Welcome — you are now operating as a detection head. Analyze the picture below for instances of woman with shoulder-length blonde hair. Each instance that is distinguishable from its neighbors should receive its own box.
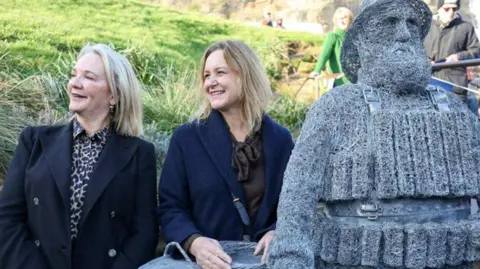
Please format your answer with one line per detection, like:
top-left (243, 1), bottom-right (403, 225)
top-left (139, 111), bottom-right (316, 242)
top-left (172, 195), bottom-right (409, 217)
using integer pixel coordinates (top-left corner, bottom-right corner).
top-left (0, 43), bottom-right (158, 269)
top-left (310, 6), bottom-right (354, 87)
top-left (155, 40), bottom-right (294, 269)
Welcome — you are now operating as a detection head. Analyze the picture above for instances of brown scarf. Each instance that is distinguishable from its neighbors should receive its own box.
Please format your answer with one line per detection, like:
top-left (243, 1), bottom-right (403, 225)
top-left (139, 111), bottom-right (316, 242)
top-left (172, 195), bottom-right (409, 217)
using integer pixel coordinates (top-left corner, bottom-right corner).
top-left (231, 132), bottom-right (262, 182)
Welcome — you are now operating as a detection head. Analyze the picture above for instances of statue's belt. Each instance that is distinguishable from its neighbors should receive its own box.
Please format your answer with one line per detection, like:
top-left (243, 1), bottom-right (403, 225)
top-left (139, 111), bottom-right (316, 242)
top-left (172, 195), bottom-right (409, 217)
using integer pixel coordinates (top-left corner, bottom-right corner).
top-left (322, 197), bottom-right (471, 223)
top-left (316, 197), bottom-right (480, 267)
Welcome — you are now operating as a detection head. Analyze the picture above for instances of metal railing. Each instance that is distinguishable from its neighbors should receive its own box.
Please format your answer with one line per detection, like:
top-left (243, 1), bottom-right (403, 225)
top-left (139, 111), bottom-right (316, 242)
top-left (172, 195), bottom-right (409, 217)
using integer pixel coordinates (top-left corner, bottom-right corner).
top-left (432, 58), bottom-right (480, 71)
top-left (431, 58), bottom-right (480, 95)
top-left (294, 58), bottom-right (480, 99)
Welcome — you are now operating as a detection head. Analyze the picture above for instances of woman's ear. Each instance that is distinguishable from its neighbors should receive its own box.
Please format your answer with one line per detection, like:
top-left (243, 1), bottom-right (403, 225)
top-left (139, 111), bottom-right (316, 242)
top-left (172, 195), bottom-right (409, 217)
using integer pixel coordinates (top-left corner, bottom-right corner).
top-left (109, 88), bottom-right (119, 105)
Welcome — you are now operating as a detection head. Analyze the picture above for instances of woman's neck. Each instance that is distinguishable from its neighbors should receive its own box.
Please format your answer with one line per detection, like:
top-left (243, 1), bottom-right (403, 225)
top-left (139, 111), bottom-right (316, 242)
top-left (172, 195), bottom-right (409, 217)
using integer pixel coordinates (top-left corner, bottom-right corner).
top-left (76, 113), bottom-right (111, 136)
top-left (220, 109), bottom-right (246, 142)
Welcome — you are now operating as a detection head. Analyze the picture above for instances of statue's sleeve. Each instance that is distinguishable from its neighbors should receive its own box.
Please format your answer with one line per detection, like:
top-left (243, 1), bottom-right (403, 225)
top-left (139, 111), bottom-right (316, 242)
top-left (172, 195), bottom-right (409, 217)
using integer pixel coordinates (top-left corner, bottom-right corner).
top-left (267, 96), bottom-right (333, 269)
top-left (473, 118), bottom-right (480, 212)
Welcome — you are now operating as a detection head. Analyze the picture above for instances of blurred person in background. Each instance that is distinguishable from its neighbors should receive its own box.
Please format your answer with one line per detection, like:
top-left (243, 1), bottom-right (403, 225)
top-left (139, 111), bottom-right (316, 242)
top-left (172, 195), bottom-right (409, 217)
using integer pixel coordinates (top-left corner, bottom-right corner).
top-left (275, 18), bottom-right (285, 29)
top-left (424, 0), bottom-right (480, 102)
top-left (261, 12), bottom-right (273, 27)
top-left (310, 7), bottom-right (353, 87)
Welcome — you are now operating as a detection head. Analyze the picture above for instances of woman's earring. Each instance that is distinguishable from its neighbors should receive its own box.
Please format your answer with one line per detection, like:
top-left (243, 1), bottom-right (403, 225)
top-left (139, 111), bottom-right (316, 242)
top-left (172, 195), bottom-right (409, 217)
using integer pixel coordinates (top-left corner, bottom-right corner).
top-left (109, 104), bottom-right (115, 114)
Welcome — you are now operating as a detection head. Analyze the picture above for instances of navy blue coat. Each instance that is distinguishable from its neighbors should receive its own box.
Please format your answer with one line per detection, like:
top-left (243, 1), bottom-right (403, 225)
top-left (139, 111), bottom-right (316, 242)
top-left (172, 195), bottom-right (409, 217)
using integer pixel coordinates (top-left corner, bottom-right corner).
top-left (157, 110), bottom-right (294, 246)
top-left (0, 124), bottom-right (158, 269)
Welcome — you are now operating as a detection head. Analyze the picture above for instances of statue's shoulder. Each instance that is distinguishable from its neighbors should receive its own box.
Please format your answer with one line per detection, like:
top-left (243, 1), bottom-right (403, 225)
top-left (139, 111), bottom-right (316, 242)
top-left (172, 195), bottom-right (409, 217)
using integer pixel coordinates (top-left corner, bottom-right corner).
top-left (313, 83), bottom-right (365, 109)
top-left (443, 89), bottom-right (474, 110)
top-left (329, 83), bottom-right (364, 95)
top-left (426, 86), bottom-right (468, 107)
top-left (303, 84), bottom-right (369, 126)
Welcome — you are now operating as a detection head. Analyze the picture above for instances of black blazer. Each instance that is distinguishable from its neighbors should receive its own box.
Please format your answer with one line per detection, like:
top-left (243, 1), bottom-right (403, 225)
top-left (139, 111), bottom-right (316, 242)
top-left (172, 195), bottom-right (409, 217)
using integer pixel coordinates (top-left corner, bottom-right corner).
top-left (0, 124), bottom-right (158, 269)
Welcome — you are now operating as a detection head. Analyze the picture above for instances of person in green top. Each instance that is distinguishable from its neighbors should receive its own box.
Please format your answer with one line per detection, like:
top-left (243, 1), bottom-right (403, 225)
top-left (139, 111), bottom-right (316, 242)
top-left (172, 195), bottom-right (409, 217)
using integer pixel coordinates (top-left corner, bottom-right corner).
top-left (310, 7), bottom-right (354, 87)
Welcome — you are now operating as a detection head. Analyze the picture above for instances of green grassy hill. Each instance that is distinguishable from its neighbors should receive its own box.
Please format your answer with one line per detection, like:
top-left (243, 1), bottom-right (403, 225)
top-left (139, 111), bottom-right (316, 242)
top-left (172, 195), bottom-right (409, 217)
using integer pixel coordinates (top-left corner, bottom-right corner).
top-left (0, 0), bottom-right (321, 77)
top-left (0, 0), bottom-right (321, 182)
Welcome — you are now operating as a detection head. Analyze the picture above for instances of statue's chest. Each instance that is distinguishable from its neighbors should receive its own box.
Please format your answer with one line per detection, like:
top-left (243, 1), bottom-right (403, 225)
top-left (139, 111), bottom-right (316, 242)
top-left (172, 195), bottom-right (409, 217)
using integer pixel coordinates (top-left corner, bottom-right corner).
top-left (324, 110), bottom-right (479, 200)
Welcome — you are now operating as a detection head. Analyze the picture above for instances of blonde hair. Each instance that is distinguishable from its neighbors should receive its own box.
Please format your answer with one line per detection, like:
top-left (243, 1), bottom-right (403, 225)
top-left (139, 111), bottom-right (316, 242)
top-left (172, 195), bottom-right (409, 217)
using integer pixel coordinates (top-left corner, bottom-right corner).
top-left (194, 40), bottom-right (272, 136)
top-left (332, 7), bottom-right (354, 29)
top-left (78, 44), bottom-right (143, 136)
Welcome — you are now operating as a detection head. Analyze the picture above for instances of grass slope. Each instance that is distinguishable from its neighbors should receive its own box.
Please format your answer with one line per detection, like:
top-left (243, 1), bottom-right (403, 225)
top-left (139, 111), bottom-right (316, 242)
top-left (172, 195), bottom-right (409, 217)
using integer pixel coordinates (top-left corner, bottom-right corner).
top-left (0, 0), bottom-right (322, 76)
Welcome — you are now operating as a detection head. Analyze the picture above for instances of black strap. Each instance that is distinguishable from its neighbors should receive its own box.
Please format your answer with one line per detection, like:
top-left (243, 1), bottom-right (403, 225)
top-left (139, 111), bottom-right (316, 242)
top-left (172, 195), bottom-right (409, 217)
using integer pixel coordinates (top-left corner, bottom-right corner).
top-left (362, 86), bottom-right (382, 112)
top-left (229, 192), bottom-right (252, 241)
top-left (218, 117), bottom-right (253, 241)
top-left (426, 85), bottom-right (450, 112)
top-left (361, 84), bottom-right (450, 113)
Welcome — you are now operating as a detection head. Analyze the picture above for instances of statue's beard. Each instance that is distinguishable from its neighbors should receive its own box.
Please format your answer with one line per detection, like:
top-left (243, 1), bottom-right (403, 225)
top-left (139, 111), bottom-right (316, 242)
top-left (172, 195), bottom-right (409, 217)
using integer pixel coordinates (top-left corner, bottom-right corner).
top-left (358, 47), bottom-right (431, 94)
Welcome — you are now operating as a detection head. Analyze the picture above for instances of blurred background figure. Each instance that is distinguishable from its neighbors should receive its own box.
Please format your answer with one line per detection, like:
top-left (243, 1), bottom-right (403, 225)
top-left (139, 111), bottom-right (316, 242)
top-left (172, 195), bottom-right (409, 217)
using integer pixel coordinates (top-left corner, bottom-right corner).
top-left (261, 12), bottom-right (273, 27)
top-left (275, 18), bottom-right (285, 29)
top-left (309, 7), bottom-right (353, 88)
top-left (424, 0), bottom-right (480, 103)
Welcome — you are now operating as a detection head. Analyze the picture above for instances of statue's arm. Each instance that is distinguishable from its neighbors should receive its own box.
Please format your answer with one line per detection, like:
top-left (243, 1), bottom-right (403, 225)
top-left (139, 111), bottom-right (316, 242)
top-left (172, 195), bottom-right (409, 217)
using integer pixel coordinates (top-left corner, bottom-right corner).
top-left (473, 118), bottom-right (480, 211)
top-left (267, 97), bottom-right (333, 269)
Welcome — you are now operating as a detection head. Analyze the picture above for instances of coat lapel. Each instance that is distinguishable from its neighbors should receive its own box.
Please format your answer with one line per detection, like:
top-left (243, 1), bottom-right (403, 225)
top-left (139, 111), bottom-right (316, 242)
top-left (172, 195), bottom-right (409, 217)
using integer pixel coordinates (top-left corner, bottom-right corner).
top-left (80, 129), bottom-right (137, 226)
top-left (40, 124), bottom-right (73, 209)
top-left (255, 116), bottom-right (280, 230)
top-left (195, 110), bottom-right (248, 206)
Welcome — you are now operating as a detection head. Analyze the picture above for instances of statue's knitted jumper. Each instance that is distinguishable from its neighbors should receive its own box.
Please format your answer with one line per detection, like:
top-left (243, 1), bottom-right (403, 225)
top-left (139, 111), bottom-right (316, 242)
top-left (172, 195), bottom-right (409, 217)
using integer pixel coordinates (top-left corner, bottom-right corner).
top-left (268, 84), bottom-right (480, 269)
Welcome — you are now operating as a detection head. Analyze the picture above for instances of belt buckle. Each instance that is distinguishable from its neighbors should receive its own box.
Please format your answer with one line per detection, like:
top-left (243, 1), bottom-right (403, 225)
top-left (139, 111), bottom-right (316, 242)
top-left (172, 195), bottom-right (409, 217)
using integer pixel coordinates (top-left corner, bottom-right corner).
top-left (358, 202), bottom-right (383, 220)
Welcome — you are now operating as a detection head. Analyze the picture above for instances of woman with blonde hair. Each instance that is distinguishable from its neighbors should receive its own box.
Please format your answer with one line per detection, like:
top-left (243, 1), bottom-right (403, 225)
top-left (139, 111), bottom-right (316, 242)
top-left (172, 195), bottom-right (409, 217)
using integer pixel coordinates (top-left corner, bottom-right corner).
top-left (0, 43), bottom-right (158, 269)
top-left (310, 7), bottom-right (354, 87)
top-left (156, 40), bottom-right (293, 269)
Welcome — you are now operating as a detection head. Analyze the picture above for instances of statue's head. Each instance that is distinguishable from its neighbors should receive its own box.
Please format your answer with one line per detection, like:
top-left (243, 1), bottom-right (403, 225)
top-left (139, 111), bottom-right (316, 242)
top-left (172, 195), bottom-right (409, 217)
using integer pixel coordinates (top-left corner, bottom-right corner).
top-left (341, 0), bottom-right (433, 93)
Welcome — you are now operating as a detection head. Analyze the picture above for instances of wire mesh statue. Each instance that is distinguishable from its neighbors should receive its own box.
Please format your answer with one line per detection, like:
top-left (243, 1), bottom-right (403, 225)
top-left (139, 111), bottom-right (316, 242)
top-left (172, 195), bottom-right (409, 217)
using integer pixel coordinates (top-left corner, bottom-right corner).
top-left (268, 0), bottom-right (480, 268)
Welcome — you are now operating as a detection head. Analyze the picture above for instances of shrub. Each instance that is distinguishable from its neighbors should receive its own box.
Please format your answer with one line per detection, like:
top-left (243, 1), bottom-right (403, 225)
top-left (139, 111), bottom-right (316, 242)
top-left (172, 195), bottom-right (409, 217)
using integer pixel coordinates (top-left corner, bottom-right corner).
top-left (256, 37), bottom-right (291, 81)
top-left (141, 122), bottom-right (171, 179)
top-left (0, 77), bottom-right (56, 182)
top-left (268, 94), bottom-right (309, 138)
top-left (0, 104), bottom-right (33, 184)
top-left (0, 43), bottom-right (312, 188)
top-left (143, 65), bottom-right (198, 134)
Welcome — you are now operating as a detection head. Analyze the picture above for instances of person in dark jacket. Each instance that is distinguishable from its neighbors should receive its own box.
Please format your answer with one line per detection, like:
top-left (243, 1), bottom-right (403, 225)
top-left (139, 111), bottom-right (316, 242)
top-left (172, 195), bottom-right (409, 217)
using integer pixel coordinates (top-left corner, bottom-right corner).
top-left (0, 44), bottom-right (158, 269)
top-left (261, 12), bottom-right (273, 27)
top-left (156, 40), bottom-right (294, 269)
top-left (424, 0), bottom-right (480, 102)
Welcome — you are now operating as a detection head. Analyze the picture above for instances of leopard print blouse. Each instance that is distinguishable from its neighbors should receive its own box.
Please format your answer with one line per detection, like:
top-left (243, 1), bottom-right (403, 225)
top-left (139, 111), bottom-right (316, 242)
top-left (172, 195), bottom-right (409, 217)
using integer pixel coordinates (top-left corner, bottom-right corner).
top-left (69, 118), bottom-right (110, 240)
